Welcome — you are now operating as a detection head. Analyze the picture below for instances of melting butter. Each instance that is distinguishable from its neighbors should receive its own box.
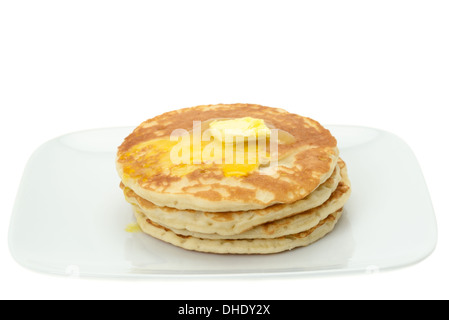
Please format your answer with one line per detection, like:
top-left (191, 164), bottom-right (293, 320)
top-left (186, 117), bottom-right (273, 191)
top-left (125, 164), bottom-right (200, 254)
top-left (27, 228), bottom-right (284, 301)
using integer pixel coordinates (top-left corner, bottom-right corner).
top-left (209, 117), bottom-right (271, 142)
top-left (122, 117), bottom-right (295, 178)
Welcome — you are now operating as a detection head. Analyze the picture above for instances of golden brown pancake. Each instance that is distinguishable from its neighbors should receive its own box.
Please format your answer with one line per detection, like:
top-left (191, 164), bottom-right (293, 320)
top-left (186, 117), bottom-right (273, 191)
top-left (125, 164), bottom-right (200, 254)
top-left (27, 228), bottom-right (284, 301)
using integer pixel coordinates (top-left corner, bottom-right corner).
top-left (133, 208), bottom-right (344, 254)
top-left (117, 104), bottom-right (339, 212)
top-left (157, 162), bottom-right (351, 239)
top-left (123, 159), bottom-right (348, 236)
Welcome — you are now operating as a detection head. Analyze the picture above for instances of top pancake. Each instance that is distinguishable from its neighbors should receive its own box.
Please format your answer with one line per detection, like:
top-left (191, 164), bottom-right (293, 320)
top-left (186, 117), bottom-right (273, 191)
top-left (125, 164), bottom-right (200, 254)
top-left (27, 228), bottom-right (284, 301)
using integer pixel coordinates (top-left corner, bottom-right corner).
top-left (117, 104), bottom-right (338, 212)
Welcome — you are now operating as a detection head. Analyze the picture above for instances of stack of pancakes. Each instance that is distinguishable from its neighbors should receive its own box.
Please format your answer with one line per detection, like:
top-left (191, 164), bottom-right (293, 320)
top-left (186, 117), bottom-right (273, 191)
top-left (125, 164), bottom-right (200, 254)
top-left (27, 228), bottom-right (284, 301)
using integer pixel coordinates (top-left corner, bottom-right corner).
top-left (117, 104), bottom-right (351, 254)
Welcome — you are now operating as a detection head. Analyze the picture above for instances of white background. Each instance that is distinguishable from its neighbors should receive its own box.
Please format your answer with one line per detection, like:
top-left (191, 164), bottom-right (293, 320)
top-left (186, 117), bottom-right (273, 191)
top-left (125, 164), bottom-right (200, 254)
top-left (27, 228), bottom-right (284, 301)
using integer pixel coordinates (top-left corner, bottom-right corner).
top-left (1, 0), bottom-right (448, 300)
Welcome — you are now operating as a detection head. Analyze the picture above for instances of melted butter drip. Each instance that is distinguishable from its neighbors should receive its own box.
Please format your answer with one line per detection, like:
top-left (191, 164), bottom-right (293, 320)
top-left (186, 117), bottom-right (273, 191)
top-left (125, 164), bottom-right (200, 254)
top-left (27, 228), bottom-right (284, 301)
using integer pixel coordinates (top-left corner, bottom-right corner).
top-left (221, 163), bottom-right (260, 177)
top-left (125, 222), bottom-right (141, 233)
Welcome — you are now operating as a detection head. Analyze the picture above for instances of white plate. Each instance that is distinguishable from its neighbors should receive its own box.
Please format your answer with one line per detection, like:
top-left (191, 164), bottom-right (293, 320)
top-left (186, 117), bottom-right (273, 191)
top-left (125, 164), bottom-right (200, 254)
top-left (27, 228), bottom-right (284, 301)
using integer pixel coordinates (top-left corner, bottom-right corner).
top-left (8, 126), bottom-right (437, 278)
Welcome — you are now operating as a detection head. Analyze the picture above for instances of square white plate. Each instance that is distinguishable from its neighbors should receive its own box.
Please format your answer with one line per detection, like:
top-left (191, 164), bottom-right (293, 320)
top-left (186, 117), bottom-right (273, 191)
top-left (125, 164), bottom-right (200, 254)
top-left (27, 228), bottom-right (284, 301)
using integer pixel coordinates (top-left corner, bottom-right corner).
top-left (8, 126), bottom-right (437, 278)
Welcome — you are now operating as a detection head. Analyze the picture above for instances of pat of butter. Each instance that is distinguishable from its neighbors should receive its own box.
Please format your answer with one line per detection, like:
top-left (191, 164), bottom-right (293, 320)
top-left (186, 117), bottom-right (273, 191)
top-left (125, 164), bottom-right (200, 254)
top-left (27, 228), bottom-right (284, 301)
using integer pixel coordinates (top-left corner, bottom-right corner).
top-left (209, 117), bottom-right (271, 142)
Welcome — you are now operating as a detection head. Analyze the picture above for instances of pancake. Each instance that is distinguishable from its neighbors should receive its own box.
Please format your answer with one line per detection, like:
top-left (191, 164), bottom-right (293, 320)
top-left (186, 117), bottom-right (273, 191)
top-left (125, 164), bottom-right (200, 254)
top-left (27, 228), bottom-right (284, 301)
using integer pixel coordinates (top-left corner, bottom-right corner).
top-left (117, 104), bottom-right (339, 212)
top-left (133, 208), bottom-right (344, 255)
top-left (160, 162), bottom-right (351, 239)
top-left (123, 159), bottom-right (345, 236)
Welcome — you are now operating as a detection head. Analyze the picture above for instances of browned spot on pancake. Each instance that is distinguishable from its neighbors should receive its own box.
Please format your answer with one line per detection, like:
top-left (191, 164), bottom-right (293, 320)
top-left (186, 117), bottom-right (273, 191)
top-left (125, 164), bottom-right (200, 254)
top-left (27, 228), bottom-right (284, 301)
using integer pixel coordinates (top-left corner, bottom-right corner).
top-left (204, 212), bottom-right (235, 222)
top-left (291, 209), bottom-right (341, 239)
top-left (338, 158), bottom-right (346, 170)
top-left (125, 188), bottom-right (157, 209)
top-left (194, 190), bottom-right (222, 201)
top-left (327, 181), bottom-right (350, 202)
top-left (145, 218), bottom-right (191, 239)
top-left (142, 174), bottom-right (182, 190)
top-left (215, 183), bottom-right (257, 203)
top-left (262, 217), bottom-right (293, 235)
top-left (185, 168), bottom-right (223, 181)
top-left (242, 172), bottom-right (294, 200)
top-left (254, 202), bottom-right (288, 216)
top-left (146, 218), bottom-right (165, 229)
